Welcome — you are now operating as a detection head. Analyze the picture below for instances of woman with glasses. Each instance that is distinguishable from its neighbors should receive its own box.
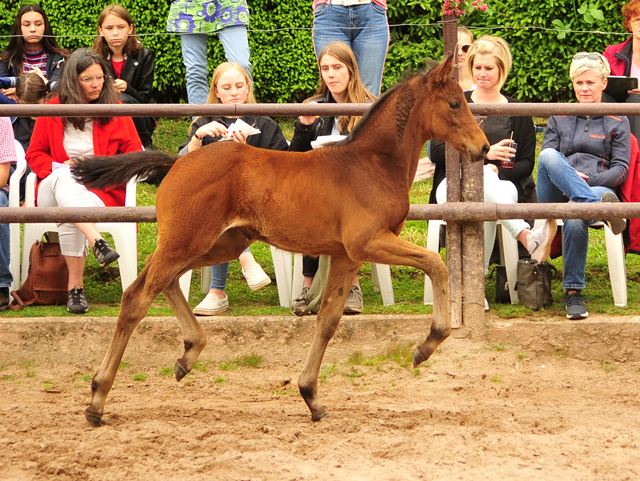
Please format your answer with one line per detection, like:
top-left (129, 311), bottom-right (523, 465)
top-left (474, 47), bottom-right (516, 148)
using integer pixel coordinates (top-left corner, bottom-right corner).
top-left (603, 2), bottom-right (640, 140)
top-left (537, 52), bottom-right (631, 320)
top-left (93, 5), bottom-right (155, 149)
top-left (26, 48), bottom-right (143, 314)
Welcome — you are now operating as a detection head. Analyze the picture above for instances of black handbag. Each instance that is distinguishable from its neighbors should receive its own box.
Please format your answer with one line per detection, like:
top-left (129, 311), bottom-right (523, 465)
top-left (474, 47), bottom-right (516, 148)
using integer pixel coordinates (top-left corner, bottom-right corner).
top-left (495, 265), bottom-right (511, 304)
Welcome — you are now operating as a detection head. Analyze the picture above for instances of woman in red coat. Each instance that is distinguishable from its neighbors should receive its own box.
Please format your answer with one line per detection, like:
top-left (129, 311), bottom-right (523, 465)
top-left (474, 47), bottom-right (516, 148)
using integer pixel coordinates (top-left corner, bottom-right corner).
top-left (26, 48), bottom-right (142, 314)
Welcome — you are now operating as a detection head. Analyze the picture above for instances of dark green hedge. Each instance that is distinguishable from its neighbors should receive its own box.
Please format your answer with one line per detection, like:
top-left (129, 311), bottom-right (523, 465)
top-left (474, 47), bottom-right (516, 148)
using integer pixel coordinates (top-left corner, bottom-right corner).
top-left (0, 0), bottom-right (628, 103)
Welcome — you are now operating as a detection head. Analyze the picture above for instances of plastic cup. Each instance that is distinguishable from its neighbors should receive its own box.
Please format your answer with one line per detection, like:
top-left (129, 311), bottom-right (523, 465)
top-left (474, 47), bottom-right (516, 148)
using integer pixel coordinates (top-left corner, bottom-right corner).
top-left (501, 141), bottom-right (517, 168)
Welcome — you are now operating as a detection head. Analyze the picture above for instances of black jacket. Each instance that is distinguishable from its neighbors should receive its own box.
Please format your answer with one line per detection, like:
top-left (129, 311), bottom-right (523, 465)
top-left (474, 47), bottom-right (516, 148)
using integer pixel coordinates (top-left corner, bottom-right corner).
top-left (0, 51), bottom-right (65, 90)
top-left (105, 48), bottom-right (155, 104)
top-left (288, 90), bottom-right (345, 152)
top-left (179, 115), bottom-right (289, 153)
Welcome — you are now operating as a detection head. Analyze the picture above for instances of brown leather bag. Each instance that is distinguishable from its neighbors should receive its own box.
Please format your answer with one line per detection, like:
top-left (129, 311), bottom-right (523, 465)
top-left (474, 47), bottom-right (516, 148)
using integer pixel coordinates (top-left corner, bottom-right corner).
top-left (9, 238), bottom-right (69, 310)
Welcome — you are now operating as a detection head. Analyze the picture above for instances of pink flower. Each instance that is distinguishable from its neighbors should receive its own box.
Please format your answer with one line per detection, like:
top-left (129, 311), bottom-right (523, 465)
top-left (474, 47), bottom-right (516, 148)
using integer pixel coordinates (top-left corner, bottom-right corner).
top-left (479, 3), bottom-right (487, 11)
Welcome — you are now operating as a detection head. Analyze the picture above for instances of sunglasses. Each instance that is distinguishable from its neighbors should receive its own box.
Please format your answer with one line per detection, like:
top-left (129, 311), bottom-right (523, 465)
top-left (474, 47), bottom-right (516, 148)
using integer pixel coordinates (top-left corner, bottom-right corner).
top-left (572, 53), bottom-right (605, 62)
top-left (459, 44), bottom-right (471, 53)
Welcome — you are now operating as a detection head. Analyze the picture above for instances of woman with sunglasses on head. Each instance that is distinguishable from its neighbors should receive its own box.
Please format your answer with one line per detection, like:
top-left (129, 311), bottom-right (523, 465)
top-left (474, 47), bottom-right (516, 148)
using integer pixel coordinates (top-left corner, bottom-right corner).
top-left (289, 42), bottom-right (377, 316)
top-left (428, 35), bottom-right (556, 310)
top-left (26, 48), bottom-right (143, 315)
top-left (603, 1), bottom-right (640, 141)
top-left (537, 52), bottom-right (630, 320)
top-left (0, 4), bottom-right (68, 99)
top-left (181, 61), bottom-right (288, 316)
top-left (93, 5), bottom-right (155, 149)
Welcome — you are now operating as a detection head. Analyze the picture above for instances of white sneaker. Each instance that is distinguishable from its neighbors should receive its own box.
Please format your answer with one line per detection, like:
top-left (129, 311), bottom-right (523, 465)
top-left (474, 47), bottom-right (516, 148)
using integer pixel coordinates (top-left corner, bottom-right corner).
top-left (242, 262), bottom-right (271, 291)
top-left (526, 220), bottom-right (557, 263)
top-left (484, 298), bottom-right (490, 311)
top-left (193, 292), bottom-right (229, 316)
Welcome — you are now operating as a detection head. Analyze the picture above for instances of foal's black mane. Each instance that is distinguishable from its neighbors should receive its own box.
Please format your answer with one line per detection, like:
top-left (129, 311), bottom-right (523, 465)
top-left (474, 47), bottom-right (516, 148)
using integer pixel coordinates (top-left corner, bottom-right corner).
top-left (343, 65), bottom-right (436, 144)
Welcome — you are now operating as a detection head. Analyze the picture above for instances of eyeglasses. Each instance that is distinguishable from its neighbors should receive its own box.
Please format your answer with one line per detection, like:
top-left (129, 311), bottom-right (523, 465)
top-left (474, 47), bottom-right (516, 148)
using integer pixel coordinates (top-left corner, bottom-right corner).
top-left (459, 44), bottom-right (471, 53)
top-left (79, 74), bottom-right (106, 84)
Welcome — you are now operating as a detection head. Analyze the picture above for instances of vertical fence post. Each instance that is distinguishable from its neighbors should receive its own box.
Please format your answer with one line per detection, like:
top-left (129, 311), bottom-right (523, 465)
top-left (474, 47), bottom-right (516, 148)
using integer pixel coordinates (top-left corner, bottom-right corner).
top-left (443, 14), bottom-right (463, 328)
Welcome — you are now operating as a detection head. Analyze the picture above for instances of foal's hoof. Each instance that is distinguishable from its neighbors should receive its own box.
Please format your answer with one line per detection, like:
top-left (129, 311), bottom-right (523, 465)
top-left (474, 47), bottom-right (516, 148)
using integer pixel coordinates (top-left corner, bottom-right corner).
top-left (413, 349), bottom-right (426, 368)
top-left (311, 411), bottom-right (330, 422)
top-left (85, 409), bottom-right (102, 427)
top-left (174, 361), bottom-right (188, 382)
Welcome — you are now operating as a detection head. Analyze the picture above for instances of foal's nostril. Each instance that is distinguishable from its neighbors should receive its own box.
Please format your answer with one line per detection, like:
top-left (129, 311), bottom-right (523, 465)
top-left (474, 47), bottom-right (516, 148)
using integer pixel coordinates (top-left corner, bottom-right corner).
top-left (482, 143), bottom-right (490, 157)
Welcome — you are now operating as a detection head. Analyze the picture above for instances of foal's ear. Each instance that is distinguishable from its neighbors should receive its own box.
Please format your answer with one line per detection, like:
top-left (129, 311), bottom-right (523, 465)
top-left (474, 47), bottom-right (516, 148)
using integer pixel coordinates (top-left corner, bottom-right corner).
top-left (430, 54), bottom-right (455, 88)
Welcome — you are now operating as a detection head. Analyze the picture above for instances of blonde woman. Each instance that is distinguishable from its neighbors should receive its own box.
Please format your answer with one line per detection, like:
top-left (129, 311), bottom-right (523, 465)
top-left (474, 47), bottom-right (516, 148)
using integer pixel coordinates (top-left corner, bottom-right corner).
top-left (181, 62), bottom-right (288, 316)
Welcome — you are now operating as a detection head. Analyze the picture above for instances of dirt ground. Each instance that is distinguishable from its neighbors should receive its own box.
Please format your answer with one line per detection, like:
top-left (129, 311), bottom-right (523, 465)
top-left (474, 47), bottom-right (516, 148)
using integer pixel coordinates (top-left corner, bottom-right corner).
top-left (2, 314), bottom-right (640, 481)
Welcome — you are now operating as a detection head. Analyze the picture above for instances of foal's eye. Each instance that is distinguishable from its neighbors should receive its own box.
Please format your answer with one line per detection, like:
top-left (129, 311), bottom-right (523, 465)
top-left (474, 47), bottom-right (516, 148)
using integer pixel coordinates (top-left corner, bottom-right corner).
top-left (448, 100), bottom-right (460, 109)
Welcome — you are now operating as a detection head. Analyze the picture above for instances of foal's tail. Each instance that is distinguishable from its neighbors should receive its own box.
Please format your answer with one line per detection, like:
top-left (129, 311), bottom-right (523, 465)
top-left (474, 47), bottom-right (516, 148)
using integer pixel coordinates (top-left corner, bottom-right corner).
top-left (71, 150), bottom-right (178, 189)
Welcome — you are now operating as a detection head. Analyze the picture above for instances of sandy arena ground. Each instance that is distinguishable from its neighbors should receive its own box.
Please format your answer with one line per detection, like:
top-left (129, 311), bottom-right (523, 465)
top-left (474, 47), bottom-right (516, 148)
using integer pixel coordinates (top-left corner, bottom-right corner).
top-left (1, 314), bottom-right (640, 480)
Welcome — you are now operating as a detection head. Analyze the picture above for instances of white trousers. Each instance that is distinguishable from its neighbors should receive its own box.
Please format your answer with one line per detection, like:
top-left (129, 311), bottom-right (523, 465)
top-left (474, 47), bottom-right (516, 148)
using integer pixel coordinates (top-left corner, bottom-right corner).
top-left (37, 168), bottom-right (105, 257)
top-left (436, 165), bottom-right (529, 272)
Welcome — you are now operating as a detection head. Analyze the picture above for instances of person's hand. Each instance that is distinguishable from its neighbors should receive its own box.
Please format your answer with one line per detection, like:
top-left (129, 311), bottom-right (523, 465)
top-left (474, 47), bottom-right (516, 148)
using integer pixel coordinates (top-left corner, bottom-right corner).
top-left (299, 101), bottom-right (318, 126)
top-left (486, 138), bottom-right (516, 162)
top-left (114, 79), bottom-right (127, 93)
top-left (576, 170), bottom-right (589, 182)
top-left (628, 88), bottom-right (640, 96)
top-left (487, 163), bottom-right (499, 175)
top-left (230, 129), bottom-right (248, 144)
top-left (30, 66), bottom-right (48, 85)
top-left (196, 120), bottom-right (228, 139)
top-left (1, 88), bottom-right (17, 102)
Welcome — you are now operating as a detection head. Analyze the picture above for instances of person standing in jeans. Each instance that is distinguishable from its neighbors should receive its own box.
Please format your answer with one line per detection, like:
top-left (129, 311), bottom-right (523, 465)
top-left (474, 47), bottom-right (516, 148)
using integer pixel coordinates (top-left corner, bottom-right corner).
top-left (312, 0), bottom-right (389, 97)
top-left (166, 0), bottom-right (251, 105)
top-left (0, 117), bottom-right (17, 310)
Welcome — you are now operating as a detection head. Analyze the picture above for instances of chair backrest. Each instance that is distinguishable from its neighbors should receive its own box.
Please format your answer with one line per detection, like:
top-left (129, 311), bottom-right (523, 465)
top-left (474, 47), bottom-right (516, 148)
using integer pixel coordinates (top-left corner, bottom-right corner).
top-left (8, 140), bottom-right (26, 207)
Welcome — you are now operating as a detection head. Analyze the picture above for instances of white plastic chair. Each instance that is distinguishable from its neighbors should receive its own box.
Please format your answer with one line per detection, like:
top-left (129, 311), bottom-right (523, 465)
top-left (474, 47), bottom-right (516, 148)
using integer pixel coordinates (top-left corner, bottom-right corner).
top-left (424, 219), bottom-right (520, 304)
top-left (535, 219), bottom-right (627, 307)
top-left (21, 172), bottom-right (138, 291)
top-left (178, 246), bottom-right (296, 307)
top-left (8, 141), bottom-right (27, 292)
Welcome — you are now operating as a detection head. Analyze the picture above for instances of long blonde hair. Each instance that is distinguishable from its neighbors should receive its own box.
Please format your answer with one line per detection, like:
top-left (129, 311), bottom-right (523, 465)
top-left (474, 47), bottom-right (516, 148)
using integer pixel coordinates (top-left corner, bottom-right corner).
top-left (309, 42), bottom-right (377, 133)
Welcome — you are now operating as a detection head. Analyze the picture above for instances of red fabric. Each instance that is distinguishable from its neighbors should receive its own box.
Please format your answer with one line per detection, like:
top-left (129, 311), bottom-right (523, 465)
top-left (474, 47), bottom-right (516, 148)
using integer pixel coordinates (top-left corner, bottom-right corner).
top-left (110, 58), bottom-right (125, 79)
top-left (618, 133), bottom-right (640, 254)
top-left (603, 39), bottom-right (631, 77)
top-left (26, 97), bottom-right (142, 207)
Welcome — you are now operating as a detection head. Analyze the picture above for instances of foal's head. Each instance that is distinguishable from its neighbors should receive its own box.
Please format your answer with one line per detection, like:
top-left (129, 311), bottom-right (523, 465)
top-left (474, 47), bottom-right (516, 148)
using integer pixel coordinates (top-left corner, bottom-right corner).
top-left (420, 55), bottom-right (489, 162)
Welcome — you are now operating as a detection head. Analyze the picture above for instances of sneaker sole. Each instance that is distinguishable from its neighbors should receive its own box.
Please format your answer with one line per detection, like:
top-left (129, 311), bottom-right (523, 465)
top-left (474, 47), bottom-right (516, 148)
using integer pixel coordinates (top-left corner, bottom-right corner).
top-left (246, 276), bottom-right (271, 291)
top-left (343, 304), bottom-right (363, 314)
top-left (531, 220), bottom-right (558, 264)
top-left (193, 306), bottom-right (229, 316)
top-left (566, 310), bottom-right (589, 320)
top-left (99, 252), bottom-right (120, 268)
top-left (67, 306), bottom-right (88, 314)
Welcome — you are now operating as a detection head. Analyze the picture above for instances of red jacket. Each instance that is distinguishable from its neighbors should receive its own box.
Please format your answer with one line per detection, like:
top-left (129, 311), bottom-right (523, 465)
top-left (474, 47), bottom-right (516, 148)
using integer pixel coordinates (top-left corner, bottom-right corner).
top-left (26, 97), bottom-right (142, 206)
top-left (604, 38), bottom-right (633, 77)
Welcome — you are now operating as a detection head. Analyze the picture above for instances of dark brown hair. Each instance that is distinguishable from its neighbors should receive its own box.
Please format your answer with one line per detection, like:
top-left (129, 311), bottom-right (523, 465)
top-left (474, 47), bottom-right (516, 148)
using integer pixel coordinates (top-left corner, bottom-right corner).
top-left (0, 4), bottom-right (69, 74)
top-left (57, 48), bottom-right (119, 129)
top-left (93, 5), bottom-right (143, 58)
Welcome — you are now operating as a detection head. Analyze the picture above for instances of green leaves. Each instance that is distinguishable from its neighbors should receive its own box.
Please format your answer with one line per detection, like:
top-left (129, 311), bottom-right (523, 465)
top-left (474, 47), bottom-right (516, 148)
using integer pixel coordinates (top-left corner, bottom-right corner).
top-left (578, 2), bottom-right (605, 24)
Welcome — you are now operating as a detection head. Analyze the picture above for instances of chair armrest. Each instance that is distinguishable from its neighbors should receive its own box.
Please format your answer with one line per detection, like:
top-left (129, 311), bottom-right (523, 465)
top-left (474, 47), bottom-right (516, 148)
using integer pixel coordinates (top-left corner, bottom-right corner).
top-left (25, 172), bottom-right (37, 207)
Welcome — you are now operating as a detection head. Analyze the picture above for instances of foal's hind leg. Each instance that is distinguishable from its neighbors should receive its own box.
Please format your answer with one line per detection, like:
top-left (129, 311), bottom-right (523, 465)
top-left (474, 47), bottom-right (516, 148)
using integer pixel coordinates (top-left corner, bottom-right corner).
top-left (348, 231), bottom-right (451, 367)
top-left (298, 256), bottom-right (361, 421)
top-left (85, 261), bottom-right (173, 426)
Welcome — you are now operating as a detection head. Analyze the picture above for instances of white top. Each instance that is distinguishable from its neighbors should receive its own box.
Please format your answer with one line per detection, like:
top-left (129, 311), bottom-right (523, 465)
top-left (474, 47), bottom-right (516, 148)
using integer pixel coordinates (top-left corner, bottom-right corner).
top-left (63, 120), bottom-right (95, 159)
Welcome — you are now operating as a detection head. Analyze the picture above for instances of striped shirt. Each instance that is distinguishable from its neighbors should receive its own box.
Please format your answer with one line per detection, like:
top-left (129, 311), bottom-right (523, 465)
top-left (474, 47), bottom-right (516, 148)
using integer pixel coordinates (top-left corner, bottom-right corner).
top-left (23, 48), bottom-right (48, 78)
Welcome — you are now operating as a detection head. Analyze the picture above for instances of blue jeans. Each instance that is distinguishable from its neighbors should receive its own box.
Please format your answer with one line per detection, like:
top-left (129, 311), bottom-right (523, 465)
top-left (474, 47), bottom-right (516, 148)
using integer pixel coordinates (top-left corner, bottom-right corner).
top-left (537, 148), bottom-right (615, 290)
top-left (181, 25), bottom-right (252, 105)
top-left (312, 3), bottom-right (389, 97)
top-left (209, 247), bottom-right (251, 291)
top-left (0, 189), bottom-right (11, 288)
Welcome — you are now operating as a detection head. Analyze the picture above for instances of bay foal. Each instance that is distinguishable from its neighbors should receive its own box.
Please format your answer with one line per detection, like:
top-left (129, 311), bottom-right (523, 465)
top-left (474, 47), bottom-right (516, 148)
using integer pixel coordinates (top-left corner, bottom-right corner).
top-left (73, 56), bottom-right (489, 425)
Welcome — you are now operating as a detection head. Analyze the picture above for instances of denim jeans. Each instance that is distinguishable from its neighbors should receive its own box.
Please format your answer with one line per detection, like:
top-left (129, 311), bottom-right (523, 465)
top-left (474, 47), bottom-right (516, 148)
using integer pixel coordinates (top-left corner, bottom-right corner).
top-left (312, 3), bottom-right (389, 96)
top-left (181, 25), bottom-right (252, 105)
top-left (0, 189), bottom-right (11, 288)
top-left (209, 247), bottom-right (251, 291)
top-left (536, 148), bottom-right (615, 290)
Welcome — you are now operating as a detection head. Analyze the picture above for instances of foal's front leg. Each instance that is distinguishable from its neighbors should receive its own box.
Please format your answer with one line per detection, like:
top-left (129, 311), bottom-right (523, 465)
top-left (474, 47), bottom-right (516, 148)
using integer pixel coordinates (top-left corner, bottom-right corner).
top-left (298, 257), bottom-right (360, 421)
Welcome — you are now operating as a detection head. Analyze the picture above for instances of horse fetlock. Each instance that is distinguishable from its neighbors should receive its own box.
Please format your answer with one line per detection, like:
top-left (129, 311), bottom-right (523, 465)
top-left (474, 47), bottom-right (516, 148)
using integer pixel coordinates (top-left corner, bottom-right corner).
top-left (174, 360), bottom-right (189, 382)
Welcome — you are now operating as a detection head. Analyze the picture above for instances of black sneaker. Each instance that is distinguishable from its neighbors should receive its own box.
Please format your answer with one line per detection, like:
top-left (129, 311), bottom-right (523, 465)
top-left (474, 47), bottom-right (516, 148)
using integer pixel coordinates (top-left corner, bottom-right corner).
top-left (600, 191), bottom-right (626, 235)
top-left (93, 239), bottom-right (120, 267)
top-left (565, 290), bottom-right (588, 320)
top-left (67, 286), bottom-right (89, 314)
top-left (343, 285), bottom-right (364, 314)
top-left (0, 287), bottom-right (9, 311)
top-left (291, 287), bottom-right (310, 316)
